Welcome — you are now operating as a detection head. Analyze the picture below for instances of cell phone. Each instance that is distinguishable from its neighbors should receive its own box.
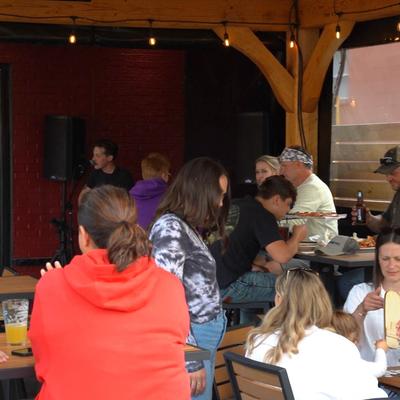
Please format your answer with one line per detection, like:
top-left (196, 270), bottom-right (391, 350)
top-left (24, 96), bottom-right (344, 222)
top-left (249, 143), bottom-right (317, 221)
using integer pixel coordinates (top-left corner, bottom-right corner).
top-left (11, 347), bottom-right (33, 357)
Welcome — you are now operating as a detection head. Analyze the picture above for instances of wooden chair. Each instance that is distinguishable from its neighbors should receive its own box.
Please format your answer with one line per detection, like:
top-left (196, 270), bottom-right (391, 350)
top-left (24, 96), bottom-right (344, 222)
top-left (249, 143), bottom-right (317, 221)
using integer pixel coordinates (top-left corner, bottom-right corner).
top-left (213, 323), bottom-right (254, 400)
top-left (223, 351), bottom-right (295, 400)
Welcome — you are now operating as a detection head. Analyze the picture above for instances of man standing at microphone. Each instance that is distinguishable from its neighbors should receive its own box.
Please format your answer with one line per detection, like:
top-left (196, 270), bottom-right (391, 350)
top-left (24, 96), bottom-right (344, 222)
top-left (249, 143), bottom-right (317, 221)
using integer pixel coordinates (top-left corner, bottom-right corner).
top-left (86, 139), bottom-right (134, 191)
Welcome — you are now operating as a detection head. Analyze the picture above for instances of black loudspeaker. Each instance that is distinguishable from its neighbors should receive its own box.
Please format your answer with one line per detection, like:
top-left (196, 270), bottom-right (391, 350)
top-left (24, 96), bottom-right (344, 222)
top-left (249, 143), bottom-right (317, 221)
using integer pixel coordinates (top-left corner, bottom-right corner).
top-left (43, 116), bottom-right (86, 181)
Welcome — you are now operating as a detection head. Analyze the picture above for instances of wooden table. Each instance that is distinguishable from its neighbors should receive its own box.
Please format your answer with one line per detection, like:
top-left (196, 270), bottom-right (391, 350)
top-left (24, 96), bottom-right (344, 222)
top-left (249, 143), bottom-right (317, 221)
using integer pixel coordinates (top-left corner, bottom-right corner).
top-left (379, 366), bottom-right (400, 391)
top-left (0, 337), bottom-right (209, 382)
top-left (295, 249), bottom-right (374, 268)
top-left (0, 275), bottom-right (38, 301)
top-left (0, 334), bottom-right (34, 381)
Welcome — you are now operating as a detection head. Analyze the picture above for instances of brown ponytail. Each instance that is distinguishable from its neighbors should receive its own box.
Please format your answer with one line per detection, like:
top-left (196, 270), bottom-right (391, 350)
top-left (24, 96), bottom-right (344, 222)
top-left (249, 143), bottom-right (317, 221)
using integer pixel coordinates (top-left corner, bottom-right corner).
top-left (108, 223), bottom-right (152, 272)
top-left (78, 185), bottom-right (152, 271)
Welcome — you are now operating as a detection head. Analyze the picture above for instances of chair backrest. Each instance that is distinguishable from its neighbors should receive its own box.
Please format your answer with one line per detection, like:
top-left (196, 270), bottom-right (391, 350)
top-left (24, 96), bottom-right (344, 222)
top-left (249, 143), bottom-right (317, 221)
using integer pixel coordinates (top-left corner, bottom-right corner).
top-left (223, 351), bottom-right (295, 400)
top-left (214, 323), bottom-right (254, 400)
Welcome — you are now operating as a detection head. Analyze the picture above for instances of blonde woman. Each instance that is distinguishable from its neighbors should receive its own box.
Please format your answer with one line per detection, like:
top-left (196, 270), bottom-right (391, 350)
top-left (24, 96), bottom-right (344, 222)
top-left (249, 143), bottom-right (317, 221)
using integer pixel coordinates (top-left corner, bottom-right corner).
top-left (255, 155), bottom-right (280, 186)
top-left (246, 268), bottom-right (387, 400)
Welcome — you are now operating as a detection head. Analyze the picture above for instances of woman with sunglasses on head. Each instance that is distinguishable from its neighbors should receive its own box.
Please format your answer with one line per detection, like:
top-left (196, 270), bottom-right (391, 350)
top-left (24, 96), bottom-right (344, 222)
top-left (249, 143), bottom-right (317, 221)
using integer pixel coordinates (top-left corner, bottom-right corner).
top-left (344, 228), bottom-right (400, 368)
top-left (149, 157), bottom-right (229, 400)
top-left (246, 268), bottom-right (387, 400)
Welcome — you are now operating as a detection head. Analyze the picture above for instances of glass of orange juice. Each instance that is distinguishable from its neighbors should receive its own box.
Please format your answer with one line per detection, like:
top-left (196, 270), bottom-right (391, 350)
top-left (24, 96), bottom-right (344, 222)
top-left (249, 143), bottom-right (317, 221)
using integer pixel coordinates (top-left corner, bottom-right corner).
top-left (2, 299), bottom-right (29, 345)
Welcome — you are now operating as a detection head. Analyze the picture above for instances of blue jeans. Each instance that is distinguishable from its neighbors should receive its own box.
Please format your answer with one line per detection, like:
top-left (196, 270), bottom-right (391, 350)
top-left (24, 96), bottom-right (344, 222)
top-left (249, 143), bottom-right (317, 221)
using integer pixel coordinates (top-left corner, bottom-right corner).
top-left (191, 311), bottom-right (227, 400)
top-left (220, 271), bottom-right (276, 303)
top-left (220, 272), bottom-right (276, 324)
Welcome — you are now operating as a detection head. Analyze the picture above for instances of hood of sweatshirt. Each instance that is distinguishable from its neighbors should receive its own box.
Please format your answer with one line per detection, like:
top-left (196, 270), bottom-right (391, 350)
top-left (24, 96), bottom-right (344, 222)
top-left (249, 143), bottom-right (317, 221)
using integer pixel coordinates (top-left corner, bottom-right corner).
top-left (129, 178), bottom-right (167, 201)
top-left (63, 249), bottom-right (159, 312)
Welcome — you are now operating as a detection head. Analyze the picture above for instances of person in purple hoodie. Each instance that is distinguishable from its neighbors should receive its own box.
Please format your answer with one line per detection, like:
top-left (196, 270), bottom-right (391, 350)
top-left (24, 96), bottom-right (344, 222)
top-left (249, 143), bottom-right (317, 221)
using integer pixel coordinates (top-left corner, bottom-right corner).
top-left (129, 153), bottom-right (171, 230)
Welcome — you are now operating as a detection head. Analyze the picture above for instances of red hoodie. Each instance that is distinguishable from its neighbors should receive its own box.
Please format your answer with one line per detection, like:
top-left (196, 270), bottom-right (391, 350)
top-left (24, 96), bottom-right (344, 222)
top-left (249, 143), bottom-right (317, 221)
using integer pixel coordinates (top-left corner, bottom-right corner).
top-left (29, 249), bottom-right (190, 400)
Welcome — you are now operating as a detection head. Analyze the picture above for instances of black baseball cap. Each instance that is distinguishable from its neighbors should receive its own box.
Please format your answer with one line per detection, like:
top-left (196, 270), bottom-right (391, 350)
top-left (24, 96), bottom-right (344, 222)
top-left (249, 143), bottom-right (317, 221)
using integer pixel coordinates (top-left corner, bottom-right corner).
top-left (374, 146), bottom-right (400, 175)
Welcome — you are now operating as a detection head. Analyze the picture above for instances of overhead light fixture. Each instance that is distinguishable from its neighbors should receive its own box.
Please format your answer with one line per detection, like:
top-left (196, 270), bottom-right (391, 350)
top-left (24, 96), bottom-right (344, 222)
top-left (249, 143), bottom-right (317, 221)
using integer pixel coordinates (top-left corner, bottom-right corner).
top-left (68, 16), bottom-right (77, 44)
top-left (148, 19), bottom-right (156, 46)
top-left (223, 22), bottom-right (230, 47)
top-left (289, 32), bottom-right (295, 48)
top-left (335, 24), bottom-right (341, 39)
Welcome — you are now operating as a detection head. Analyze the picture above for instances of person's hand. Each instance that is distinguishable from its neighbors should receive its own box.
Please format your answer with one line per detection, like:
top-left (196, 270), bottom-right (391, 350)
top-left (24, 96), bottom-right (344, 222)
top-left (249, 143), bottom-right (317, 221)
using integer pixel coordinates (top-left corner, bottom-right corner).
top-left (40, 261), bottom-right (63, 277)
top-left (189, 368), bottom-right (206, 396)
top-left (375, 339), bottom-right (389, 352)
top-left (0, 350), bottom-right (9, 363)
top-left (251, 264), bottom-right (265, 272)
top-left (362, 286), bottom-right (384, 312)
top-left (292, 225), bottom-right (307, 242)
top-left (351, 206), bottom-right (372, 225)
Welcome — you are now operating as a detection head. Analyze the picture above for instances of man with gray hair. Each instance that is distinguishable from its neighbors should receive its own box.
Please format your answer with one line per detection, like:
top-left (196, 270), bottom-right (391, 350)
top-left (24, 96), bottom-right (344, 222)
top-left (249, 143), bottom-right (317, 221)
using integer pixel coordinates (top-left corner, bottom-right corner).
top-left (279, 145), bottom-right (338, 241)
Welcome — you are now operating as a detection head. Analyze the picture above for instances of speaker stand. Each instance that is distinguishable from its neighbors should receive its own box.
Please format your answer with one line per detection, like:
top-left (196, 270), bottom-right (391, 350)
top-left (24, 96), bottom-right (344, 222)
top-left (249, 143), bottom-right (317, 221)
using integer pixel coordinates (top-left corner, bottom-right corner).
top-left (50, 181), bottom-right (74, 265)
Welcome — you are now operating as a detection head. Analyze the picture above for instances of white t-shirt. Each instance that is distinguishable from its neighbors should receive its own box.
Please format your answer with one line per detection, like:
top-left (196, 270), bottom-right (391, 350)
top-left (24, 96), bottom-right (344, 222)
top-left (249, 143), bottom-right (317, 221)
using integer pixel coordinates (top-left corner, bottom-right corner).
top-left (286, 173), bottom-right (338, 240)
top-left (362, 348), bottom-right (387, 377)
top-left (344, 282), bottom-right (400, 367)
top-left (246, 326), bottom-right (387, 400)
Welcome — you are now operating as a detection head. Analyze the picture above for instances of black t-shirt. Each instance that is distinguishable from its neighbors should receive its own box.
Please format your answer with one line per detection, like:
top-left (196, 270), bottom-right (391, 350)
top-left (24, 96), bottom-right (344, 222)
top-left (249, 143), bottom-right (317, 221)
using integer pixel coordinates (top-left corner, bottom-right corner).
top-left (86, 167), bottom-right (134, 191)
top-left (211, 196), bottom-right (282, 289)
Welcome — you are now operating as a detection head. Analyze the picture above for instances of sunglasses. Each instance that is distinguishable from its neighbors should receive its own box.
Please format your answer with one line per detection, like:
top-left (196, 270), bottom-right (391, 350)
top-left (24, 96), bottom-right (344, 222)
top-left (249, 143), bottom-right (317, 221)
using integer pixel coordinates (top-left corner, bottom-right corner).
top-left (379, 157), bottom-right (398, 166)
top-left (285, 266), bottom-right (319, 277)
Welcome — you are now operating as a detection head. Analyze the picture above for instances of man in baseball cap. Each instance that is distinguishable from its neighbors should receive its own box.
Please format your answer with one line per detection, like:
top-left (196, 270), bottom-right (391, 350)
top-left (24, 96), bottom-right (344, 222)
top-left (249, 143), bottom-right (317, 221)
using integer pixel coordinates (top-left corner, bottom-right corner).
top-left (364, 145), bottom-right (400, 231)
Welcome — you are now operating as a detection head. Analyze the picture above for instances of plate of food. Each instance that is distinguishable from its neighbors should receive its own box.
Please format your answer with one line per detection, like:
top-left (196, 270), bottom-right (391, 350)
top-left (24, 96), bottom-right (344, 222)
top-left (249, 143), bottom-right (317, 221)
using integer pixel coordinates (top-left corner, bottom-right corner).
top-left (285, 212), bottom-right (347, 220)
top-left (357, 235), bottom-right (376, 250)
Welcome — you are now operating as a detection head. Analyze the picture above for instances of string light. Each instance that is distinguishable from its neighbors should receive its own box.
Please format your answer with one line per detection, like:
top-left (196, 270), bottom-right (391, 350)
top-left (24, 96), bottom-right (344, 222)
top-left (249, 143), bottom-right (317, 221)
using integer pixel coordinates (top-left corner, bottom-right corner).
top-left (289, 32), bottom-right (295, 48)
top-left (148, 19), bottom-right (156, 46)
top-left (223, 22), bottom-right (230, 47)
top-left (68, 16), bottom-right (77, 44)
top-left (335, 23), bottom-right (341, 39)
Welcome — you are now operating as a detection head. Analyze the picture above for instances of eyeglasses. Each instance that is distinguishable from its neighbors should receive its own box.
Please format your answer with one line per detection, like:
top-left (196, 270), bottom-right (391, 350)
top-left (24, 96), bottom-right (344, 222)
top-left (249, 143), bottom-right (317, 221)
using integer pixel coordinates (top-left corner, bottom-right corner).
top-left (380, 157), bottom-right (397, 166)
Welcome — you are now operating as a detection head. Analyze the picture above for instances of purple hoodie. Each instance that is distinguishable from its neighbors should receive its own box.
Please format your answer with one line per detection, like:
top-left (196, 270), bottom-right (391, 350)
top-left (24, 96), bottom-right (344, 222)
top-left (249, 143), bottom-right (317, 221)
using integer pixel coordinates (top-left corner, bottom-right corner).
top-left (129, 178), bottom-right (168, 229)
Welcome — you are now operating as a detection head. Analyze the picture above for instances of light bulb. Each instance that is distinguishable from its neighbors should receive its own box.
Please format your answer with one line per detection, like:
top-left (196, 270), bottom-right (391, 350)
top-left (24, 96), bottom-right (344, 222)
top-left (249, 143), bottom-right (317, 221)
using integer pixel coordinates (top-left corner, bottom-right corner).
top-left (223, 32), bottom-right (230, 47)
top-left (336, 24), bottom-right (341, 39)
top-left (68, 33), bottom-right (76, 44)
top-left (149, 36), bottom-right (156, 46)
top-left (289, 33), bottom-right (295, 48)
top-left (397, 21), bottom-right (400, 32)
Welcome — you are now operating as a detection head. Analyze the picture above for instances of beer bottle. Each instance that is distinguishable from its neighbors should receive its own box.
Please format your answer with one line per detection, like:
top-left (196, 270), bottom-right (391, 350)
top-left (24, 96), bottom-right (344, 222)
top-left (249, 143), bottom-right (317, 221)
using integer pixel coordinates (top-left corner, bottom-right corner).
top-left (355, 190), bottom-right (366, 224)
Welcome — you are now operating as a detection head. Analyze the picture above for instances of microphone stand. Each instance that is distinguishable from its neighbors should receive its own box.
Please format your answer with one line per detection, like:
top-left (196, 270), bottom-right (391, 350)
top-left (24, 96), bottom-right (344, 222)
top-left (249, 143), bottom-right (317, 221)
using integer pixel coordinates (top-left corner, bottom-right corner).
top-left (50, 160), bottom-right (90, 265)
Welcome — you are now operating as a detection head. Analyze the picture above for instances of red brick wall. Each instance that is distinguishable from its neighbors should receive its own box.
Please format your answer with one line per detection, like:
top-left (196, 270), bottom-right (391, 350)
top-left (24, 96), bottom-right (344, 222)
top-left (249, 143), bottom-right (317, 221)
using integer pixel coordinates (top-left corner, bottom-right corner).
top-left (0, 43), bottom-right (185, 259)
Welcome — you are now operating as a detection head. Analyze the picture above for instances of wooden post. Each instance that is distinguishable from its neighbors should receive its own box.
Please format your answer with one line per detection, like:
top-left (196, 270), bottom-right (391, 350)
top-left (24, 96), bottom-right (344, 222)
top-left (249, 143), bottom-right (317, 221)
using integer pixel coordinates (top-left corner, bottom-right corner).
top-left (285, 21), bottom-right (354, 170)
top-left (286, 28), bottom-right (320, 168)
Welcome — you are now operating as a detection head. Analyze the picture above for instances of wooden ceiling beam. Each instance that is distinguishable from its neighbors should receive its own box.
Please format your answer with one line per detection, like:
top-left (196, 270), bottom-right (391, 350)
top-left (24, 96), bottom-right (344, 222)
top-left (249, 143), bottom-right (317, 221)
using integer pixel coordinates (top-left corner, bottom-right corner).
top-left (302, 20), bottom-right (355, 112)
top-left (214, 26), bottom-right (294, 112)
top-left (0, 1), bottom-right (398, 31)
top-left (0, 0), bottom-right (292, 31)
top-left (299, 0), bottom-right (400, 28)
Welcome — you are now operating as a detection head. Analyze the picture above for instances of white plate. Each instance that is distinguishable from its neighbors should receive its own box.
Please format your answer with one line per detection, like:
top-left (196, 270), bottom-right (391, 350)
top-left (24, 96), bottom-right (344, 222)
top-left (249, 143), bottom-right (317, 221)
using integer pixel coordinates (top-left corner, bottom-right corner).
top-left (285, 213), bottom-right (347, 220)
top-left (358, 247), bottom-right (375, 251)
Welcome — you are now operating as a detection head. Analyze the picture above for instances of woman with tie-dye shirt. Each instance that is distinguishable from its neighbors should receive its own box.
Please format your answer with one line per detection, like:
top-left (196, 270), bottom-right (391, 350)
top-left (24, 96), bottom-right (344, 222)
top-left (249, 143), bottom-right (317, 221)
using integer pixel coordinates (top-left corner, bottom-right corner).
top-left (150, 157), bottom-right (229, 400)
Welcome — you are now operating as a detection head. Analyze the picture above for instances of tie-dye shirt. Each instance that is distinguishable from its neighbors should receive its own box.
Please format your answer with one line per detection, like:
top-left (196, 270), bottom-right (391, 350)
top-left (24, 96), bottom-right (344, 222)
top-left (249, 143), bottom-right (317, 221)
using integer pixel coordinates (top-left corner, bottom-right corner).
top-left (150, 213), bottom-right (222, 371)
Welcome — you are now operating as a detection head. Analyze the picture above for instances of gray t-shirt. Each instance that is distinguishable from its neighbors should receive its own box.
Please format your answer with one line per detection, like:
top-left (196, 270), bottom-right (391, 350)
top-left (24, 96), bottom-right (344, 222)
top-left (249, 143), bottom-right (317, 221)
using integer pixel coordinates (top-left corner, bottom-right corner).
top-left (383, 190), bottom-right (400, 228)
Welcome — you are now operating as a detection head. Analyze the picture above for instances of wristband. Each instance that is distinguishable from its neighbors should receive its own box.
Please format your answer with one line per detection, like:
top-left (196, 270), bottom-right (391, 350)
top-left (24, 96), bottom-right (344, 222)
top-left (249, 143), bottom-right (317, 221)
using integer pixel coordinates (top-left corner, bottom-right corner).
top-left (358, 311), bottom-right (366, 318)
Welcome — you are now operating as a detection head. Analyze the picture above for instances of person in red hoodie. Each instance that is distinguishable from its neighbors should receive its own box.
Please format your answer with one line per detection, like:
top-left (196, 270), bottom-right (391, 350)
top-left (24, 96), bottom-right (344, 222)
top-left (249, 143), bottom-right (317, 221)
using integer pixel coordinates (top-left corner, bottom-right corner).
top-left (29, 185), bottom-right (190, 400)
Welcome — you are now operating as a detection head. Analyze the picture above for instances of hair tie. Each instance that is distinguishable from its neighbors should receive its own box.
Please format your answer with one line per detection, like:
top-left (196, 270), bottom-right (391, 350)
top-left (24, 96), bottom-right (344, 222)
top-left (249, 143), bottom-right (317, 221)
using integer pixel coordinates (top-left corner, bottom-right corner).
top-left (118, 220), bottom-right (130, 229)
